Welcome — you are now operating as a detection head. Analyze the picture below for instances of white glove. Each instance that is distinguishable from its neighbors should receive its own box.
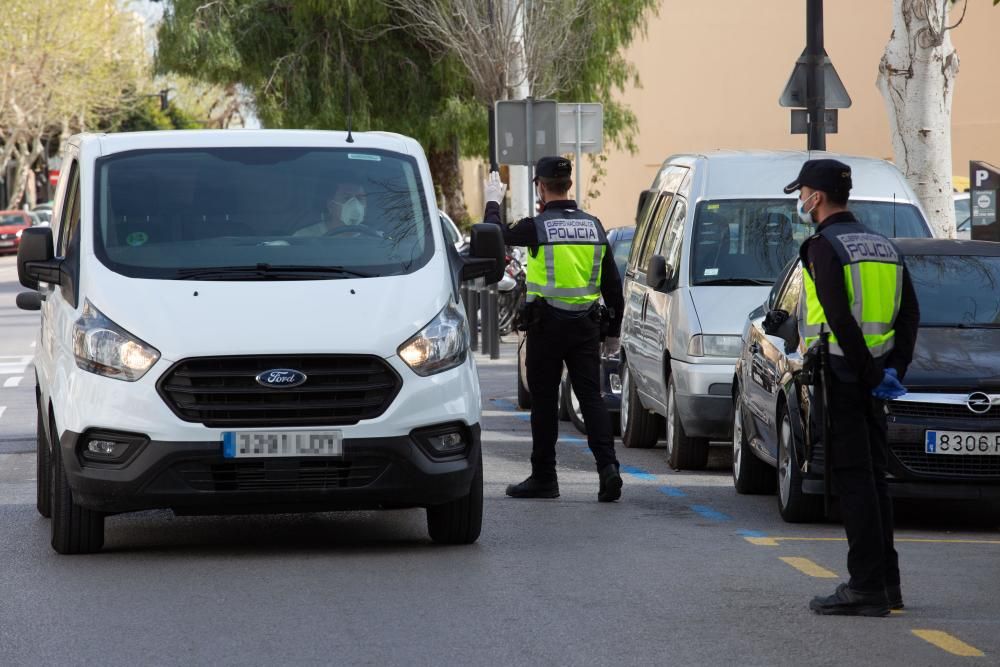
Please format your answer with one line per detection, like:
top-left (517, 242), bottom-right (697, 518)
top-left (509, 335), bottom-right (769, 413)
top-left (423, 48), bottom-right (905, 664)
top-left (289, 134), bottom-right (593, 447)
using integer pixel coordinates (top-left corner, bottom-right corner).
top-left (484, 171), bottom-right (507, 205)
top-left (602, 336), bottom-right (621, 358)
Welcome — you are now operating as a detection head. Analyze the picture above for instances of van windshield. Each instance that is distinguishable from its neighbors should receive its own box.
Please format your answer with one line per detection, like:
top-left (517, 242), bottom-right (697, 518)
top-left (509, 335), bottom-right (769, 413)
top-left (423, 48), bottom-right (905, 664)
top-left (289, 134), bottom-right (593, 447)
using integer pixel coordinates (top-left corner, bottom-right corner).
top-left (94, 147), bottom-right (433, 280)
top-left (690, 199), bottom-right (930, 286)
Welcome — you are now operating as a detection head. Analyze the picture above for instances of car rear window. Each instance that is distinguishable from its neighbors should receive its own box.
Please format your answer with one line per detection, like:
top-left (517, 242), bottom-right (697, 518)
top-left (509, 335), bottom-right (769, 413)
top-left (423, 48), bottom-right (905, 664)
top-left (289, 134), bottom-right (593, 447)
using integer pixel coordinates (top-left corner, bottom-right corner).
top-left (906, 254), bottom-right (1000, 326)
top-left (94, 147), bottom-right (433, 280)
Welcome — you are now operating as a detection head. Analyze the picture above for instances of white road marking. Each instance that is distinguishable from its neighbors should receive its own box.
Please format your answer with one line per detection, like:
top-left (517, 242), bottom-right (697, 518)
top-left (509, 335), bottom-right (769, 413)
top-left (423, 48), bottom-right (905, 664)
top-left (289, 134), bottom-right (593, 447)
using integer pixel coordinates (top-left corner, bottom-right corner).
top-left (0, 356), bottom-right (32, 375)
top-left (0, 406), bottom-right (6, 420)
top-left (4, 376), bottom-right (22, 388)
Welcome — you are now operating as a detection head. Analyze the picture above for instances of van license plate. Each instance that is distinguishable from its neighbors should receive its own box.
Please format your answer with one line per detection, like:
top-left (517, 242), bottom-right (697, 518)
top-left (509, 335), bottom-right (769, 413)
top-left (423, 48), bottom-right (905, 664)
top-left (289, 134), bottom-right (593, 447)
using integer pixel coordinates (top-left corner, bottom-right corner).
top-left (925, 431), bottom-right (1000, 455)
top-left (222, 431), bottom-right (343, 458)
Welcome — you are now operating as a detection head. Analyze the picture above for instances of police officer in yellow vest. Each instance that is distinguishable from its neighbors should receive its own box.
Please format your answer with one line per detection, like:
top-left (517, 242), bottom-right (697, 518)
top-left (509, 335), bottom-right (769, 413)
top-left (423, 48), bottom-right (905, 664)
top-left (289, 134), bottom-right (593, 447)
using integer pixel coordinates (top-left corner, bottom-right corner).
top-left (785, 159), bottom-right (920, 616)
top-left (483, 157), bottom-right (625, 501)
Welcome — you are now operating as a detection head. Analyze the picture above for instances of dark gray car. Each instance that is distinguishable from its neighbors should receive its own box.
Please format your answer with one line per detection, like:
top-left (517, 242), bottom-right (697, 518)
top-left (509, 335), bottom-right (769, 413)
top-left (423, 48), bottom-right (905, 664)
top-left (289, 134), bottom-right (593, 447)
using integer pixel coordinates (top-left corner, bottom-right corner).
top-left (733, 239), bottom-right (1000, 522)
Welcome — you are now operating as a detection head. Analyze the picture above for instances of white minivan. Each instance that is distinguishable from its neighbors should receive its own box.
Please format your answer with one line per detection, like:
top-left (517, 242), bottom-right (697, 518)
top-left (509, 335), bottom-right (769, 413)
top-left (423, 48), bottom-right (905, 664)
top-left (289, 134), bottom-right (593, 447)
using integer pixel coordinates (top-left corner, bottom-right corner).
top-left (17, 130), bottom-right (504, 553)
top-left (619, 150), bottom-right (933, 470)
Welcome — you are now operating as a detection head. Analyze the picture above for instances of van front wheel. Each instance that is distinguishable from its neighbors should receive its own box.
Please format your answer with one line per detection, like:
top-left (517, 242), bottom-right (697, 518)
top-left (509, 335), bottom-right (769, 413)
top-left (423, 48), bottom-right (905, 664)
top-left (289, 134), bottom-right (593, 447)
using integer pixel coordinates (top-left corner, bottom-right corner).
top-left (427, 453), bottom-right (483, 545)
top-left (50, 420), bottom-right (105, 554)
top-left (666, 376), bottom-right (709, 470)
top-left (36, 406), bottom-right (51, 518)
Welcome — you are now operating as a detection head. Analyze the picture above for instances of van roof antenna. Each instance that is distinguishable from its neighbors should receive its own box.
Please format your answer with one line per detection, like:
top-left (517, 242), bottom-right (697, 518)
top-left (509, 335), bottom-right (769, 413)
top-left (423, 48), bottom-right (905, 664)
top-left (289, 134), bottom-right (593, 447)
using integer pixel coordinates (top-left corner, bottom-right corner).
top-left (345, 62), bottom-right (355, 144)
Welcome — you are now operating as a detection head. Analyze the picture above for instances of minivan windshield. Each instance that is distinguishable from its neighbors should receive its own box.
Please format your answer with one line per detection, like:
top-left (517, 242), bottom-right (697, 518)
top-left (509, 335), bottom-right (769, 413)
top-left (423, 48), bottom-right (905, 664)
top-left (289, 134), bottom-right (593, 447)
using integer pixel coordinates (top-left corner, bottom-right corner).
top-left (906, 254), bottom-right (1000, 326)
top-left (690, 199), bottom-right (930, 286)
top-left (95, 148), bottom-right (433, 280)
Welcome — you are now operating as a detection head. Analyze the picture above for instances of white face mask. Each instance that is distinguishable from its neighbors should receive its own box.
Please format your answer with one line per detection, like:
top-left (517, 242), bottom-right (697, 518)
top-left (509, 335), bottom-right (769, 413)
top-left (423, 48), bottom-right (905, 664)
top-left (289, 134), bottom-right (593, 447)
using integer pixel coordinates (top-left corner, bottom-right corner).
top-left (796, 192), bottom-right (818, 224)
top-left (340, 197), bottom-right (365, 226)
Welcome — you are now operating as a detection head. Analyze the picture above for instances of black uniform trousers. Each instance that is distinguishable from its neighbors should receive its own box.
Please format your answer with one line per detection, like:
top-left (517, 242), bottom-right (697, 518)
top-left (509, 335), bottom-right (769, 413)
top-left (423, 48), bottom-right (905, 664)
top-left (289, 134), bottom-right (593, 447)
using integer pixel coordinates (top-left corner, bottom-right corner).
top-left (525, 306), bottom-right (618, 479)
top-left (826, 374), bottom-right (900, 593)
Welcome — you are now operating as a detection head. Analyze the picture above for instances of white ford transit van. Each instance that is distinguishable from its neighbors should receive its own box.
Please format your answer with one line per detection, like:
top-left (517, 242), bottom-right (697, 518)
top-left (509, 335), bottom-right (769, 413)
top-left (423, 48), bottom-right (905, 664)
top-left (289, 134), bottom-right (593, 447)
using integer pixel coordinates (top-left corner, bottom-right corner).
top-left (17, 130), bottom-right (504, 553)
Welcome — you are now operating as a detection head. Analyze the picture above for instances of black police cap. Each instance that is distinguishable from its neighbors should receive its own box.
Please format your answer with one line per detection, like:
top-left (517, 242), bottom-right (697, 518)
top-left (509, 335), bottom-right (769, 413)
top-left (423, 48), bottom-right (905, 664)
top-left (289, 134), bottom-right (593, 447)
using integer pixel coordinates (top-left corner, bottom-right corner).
top-left (783, 158), bottom-right (852, 195)
top-left (534, 156), bottom-right (572, 181)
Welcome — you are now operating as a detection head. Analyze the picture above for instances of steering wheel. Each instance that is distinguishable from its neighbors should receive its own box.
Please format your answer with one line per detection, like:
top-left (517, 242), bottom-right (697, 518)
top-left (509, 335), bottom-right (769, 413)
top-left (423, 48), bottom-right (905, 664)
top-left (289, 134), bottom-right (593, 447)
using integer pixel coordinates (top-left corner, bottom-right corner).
top-left (324, 224), bottom-right (382, 238)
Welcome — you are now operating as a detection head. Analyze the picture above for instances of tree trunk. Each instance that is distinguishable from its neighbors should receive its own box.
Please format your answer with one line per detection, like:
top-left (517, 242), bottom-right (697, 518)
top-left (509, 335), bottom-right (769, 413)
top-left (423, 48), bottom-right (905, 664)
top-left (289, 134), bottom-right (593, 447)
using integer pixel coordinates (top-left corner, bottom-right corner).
top-left (877, 0), bottom-right (959, 238)
top-left (428, 141), bottom-right (468, 226)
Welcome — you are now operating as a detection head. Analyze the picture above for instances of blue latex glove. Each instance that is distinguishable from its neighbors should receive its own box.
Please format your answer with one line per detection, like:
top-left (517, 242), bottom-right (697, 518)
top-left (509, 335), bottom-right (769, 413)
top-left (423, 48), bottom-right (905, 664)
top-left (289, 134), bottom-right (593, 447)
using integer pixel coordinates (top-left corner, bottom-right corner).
top-left (872, 368), bottom-right (906, 400)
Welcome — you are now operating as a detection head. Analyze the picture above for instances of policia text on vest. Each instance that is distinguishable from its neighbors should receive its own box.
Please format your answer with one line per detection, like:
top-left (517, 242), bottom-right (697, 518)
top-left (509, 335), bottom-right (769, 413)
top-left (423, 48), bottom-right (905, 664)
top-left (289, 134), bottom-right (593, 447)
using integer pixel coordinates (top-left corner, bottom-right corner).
top-left (481, 159), bottom-right (625, 503)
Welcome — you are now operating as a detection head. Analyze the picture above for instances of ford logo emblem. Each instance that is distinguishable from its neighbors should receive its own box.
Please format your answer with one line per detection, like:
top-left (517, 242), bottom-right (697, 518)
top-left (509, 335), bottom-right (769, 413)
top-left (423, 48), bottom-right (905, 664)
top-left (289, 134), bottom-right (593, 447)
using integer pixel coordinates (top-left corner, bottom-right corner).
top-left (255, 369), bottom-right (307, 388)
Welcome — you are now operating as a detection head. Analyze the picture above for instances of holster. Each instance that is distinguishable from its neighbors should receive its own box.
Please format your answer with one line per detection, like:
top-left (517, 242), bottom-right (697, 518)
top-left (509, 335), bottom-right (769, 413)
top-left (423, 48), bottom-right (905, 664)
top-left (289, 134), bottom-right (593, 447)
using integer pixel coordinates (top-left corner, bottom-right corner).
top-left (515, 300), bottom-right (542, 332)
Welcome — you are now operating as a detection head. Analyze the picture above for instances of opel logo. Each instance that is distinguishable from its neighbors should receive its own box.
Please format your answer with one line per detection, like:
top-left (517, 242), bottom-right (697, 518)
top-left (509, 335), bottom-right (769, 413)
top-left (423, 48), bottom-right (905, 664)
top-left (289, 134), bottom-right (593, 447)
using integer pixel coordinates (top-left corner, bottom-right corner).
top-left (966, 392), bottom-right (993, 414)
top-left (255, 369), bottom-right (307, 388)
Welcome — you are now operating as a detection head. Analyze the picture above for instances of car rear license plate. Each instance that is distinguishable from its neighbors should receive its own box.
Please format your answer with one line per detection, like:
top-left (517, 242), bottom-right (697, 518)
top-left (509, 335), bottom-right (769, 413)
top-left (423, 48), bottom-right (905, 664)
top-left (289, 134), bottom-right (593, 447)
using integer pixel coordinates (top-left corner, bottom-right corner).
top-left (222, 431), bottom-right (343, 458)
top-left (0, 241), bottom-right (14, 247)
top-left (925, 431), bottom-right (1000, 455)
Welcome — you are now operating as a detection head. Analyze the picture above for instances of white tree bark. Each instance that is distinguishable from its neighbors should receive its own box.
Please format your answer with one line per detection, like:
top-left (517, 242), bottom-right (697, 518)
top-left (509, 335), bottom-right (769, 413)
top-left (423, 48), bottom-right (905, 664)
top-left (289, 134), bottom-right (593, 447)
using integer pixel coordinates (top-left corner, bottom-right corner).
top-left (877, 0), bottom-right (961, 238)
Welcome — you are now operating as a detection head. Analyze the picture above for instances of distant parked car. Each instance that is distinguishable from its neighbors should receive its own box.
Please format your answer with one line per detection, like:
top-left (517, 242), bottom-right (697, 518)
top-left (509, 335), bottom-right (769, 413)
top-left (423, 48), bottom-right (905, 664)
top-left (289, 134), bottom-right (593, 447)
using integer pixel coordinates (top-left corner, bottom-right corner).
top-left (0, 210), bottom-right (33, 255)
top-left (733, 239), bottom-right (1000, 522)
top-left (954, 193), bottom-right (971, 239)
top-left (516, 225), bottom-right (635, 436)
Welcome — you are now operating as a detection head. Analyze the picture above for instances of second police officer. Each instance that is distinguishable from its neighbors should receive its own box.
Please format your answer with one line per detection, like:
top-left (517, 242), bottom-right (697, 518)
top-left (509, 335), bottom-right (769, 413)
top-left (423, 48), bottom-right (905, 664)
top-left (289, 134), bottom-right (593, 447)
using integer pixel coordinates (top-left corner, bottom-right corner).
top-left (483, 157), bottom-right (625, 502)
top-left (785, 159), bottom-right (920, 616)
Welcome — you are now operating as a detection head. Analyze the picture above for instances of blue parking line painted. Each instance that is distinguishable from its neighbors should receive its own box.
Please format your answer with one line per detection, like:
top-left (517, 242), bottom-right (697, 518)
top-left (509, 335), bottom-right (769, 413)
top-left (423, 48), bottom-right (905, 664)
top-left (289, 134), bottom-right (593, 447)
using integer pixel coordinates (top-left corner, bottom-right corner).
top-left (658, 486), bottom-right (687, 497)
top-left (737, 529), bottom-right (767, 538)
top-left (620, 465), bottom-right (657, 481)
top-left (689, 505), bottom-right (732, 522)
top-left (560, 435), bottom-right (585, 443)
top-left (492, 399), bottom-right (521, 412)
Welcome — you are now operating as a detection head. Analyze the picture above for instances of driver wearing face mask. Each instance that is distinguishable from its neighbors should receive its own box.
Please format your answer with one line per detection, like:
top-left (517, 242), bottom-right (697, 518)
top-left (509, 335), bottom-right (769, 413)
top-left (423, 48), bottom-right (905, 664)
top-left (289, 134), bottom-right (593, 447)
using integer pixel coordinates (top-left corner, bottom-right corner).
top-left (295, 183), bottom-right (372, 237)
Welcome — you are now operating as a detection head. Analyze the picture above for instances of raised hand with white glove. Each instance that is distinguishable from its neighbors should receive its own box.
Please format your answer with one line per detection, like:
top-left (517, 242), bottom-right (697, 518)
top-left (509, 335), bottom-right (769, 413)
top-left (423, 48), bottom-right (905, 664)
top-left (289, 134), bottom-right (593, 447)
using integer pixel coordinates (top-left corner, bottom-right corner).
top-left (483, 171), bottom-right (507, 205)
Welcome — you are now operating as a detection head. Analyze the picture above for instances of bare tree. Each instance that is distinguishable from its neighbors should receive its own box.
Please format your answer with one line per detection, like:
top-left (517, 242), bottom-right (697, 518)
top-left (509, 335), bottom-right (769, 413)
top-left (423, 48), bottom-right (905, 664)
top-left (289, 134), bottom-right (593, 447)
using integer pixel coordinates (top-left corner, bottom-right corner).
top-left (385, 0), bottom-right (593, 105)
top-left (877, 0), bottom-right (965, 238)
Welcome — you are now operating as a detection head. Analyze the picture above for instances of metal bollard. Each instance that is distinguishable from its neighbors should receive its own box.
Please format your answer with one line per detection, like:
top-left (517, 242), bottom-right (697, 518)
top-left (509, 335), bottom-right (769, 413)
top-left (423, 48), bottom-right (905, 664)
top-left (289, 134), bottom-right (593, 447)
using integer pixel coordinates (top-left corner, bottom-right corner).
top-left (479, 278), bottom-right (492, 356)
top-left (486, 283), bottom-right (500, 359)
top-left (468, 279), bottom-right (481, 352)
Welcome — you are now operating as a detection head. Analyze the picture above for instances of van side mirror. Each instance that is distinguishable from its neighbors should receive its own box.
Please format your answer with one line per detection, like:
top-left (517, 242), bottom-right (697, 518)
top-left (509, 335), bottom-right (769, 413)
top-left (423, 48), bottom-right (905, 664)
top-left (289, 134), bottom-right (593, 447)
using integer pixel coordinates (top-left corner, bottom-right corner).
top-left (17, 227), bottom-right (61, 291)
top-left (645, 255), bottom-right (676, 292)
top-left (462, 223), bottom-right (505, 284)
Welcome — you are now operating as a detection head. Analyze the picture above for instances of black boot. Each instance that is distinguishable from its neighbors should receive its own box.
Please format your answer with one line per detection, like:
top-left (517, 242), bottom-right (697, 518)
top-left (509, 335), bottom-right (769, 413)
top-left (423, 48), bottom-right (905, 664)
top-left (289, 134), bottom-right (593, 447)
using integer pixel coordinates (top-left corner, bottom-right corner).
top-left (809, 583), bottom-right (890, 617)
top-left (597, 463), bottom-right (623, 502)
top-left (506, 476), bottom-right (559, 499)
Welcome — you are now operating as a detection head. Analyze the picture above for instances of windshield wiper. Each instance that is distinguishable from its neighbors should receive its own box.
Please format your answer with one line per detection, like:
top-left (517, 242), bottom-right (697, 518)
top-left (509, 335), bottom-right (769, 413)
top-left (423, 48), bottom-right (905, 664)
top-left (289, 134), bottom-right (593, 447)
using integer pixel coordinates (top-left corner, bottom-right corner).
top-left (696, 278), bottom-right (772, 286)
top-left (175, 264), bottom-right (377, 280)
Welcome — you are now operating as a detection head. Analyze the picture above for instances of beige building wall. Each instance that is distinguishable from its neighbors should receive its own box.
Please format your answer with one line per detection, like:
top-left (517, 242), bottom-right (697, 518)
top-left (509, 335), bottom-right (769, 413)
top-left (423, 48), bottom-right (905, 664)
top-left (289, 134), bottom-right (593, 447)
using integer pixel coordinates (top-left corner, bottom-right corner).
top-left (579, 0), bottom-right (1000, 227)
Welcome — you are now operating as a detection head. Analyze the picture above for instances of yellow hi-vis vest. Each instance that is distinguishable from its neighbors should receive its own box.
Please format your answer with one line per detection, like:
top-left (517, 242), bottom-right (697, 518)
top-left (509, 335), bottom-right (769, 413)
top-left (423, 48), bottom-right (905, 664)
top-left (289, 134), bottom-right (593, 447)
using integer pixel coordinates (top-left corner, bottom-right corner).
top-left (798, 221), bottom-right (903, 359)
top-left (525, 206), bottom-right (608, 312)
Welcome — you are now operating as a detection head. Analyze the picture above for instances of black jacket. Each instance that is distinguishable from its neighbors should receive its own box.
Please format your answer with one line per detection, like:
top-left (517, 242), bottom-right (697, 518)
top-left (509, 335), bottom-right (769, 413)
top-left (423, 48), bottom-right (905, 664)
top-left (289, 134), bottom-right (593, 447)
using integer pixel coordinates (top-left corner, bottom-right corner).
top-left (484, 199), bottom-right (624, 336)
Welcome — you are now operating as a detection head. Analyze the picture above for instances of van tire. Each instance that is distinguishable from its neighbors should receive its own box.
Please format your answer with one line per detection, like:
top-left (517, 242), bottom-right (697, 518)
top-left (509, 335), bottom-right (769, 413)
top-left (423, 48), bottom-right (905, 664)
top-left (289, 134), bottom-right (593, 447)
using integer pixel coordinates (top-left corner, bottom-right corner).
top-left (50, 422), bottom-right (105, 554)
top-left (427, 453), bottom-right (483, 545)
top-left (776, 405), bottom-right (824, 523)
top-left (620, 364), bottom-right (660, 448)
top-left (36, 405), bottom-right (52, 518)
top-left (666, 375), bottom-right (709, 470)
top-left (732, 387), bottom-right (775, 494)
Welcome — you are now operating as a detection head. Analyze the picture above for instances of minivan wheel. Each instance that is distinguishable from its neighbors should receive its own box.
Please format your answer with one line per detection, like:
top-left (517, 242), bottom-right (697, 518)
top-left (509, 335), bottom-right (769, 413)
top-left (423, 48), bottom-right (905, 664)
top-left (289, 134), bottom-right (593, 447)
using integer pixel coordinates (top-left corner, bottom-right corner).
top-left (732, 387), bottom-right (775, 495)
top-left (50, 420), bottom-right (105, 554)
top-left (620, 365), bottom-right (659, 448)
top-left (36, 406), bottom-right (52, 518)
top-left (776, 405), bottom-right (824, 523)
top-left (427, 453), bottom-right (483, 545)
top-left (666, 376), bottom-right (709, 470)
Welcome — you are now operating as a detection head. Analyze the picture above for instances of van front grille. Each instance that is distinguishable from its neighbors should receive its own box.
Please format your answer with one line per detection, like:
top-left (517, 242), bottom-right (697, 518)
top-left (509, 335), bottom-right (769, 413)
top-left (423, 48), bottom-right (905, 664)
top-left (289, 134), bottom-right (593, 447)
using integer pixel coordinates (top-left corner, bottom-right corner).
top-left (157, 355), bottom-right (401, 428)
top-left (175, 458), bottom-right (387, 492)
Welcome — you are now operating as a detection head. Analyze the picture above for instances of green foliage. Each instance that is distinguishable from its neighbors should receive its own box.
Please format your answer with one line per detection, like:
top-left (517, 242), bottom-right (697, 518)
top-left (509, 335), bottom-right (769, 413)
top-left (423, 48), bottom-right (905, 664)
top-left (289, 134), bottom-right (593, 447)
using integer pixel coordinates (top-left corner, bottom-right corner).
top-left (156, 1), bottom-right (482, 152)
top-left (99, 97), bottom-right (203, 133)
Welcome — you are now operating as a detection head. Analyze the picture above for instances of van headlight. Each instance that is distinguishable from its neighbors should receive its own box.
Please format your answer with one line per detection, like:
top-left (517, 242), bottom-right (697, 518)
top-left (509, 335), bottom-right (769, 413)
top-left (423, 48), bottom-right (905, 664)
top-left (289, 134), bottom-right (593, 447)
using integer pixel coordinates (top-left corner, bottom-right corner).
top-left (73, 300), bottom-right (160, 381)
top-left (397, 301), bottom-right (469, 376)
top-left (688, 334), bottom-right (743, 358)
